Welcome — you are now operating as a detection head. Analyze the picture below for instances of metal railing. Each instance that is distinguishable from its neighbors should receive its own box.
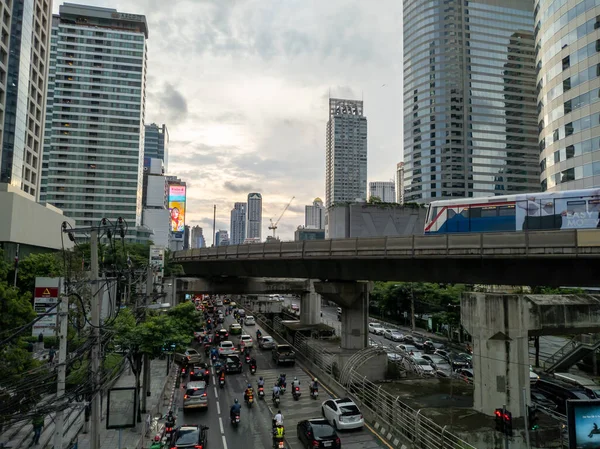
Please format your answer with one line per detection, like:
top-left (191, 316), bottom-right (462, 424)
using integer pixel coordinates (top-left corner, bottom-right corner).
top-left (255, 314), bottom-right (477, 449)
top-left (173, 229), bottom-right (600, 261)
top-left (543, 333), bottom-right (600, 371)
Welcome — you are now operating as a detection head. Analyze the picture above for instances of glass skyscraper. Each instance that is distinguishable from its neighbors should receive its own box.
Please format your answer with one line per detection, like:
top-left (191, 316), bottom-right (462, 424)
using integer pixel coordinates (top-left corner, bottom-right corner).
top-left (40, 4), bottom-right (148, 229)
top-left (246, 192), bottom-right (262, 241)
top-left (403, 0), bottom-right (540, 203)
top-left (0, 0), bottom-right (52, 200)
top-left (144, 122), bottom-right (168, 169)
top-left (536, 0), bottom-right (600, 191)
top-left (230, 201), bottom-right (246, 245)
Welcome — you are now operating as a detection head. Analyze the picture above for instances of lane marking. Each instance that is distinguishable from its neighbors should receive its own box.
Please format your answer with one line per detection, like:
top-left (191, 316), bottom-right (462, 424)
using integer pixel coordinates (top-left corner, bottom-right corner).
top-left (212, 375), bottom-right (216, 384)
top-left (216, 401), bottom-right (221, 415)
top-left (214, 388), bottom-right (219, 399)
top-left (219, 417), bottom-right (224, 434)
top-left (221, 435), bottom-right (228, 449)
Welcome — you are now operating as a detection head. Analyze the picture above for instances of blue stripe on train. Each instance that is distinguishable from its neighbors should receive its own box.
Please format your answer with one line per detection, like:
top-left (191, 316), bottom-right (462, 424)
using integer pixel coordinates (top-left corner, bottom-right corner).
top-left (428, 215), bottom-right (516, 234)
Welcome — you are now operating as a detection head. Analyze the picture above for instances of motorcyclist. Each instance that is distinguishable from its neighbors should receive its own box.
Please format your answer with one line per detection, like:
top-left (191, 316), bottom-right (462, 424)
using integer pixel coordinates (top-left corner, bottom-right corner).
top-left (256, 329), bottom-right (262, 339)
top-left (165, 410), bottom-right (175, 428)
top-left (219, 366), bottom-right (226, 381)
top-left (210, 346), bottom-right (219, 360)
top-left (310, 378), bottom-right (319, 394)
top-left (273, 410), bottom-right (284, 426)
top-left (150, 435), bottom-right (162, 449)
top-left (273, 421), bottom-right (285, 445)
top-left (292, 376), bottom-right (300, 388)
top-left (230, 399), bottom-right (241, 421)
top-left (272, 382), bottom-right (281, 399)
top-left (257, 376), bottom-right (265, 388)
top-left (249, 357), bottom-right (257, 369)
top-left (278, 373), bottom-right (287, 388)
top-left (244, 383), bottom-right (254, 402)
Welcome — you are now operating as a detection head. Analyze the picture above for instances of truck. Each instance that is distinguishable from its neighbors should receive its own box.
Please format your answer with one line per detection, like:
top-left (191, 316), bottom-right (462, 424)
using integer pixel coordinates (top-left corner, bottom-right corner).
top-left (272, 344), bottom-right (296, 366)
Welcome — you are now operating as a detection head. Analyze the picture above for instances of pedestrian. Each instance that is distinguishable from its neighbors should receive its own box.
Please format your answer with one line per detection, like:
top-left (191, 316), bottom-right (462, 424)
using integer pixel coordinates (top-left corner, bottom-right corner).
top-left (31, 414), bottom-right (44, 445)
top-left (48, 347), bottom-right (56, 364)
top-left (38, 333), bottom-right (43, 343)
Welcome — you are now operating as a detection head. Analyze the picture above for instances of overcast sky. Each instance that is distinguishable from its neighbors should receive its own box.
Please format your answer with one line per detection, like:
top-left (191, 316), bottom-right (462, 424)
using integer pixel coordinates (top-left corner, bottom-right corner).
top-left (54, 0), bottom-right (404, 244)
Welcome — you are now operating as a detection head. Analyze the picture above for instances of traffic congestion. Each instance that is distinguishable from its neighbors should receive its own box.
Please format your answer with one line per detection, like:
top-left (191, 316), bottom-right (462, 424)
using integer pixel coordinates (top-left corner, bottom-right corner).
top-left (157, 296), bottom-right (384, 449)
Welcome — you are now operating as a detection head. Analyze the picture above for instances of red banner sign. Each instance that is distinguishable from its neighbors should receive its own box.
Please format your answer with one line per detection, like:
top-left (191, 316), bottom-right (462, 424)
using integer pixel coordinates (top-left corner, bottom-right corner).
top-left (34, 287), bottom-right (58, 298)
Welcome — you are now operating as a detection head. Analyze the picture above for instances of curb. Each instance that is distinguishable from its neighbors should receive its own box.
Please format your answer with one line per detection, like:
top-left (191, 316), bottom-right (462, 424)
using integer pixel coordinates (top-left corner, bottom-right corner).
top-left (371, 422), bottom-right (408, 449)
top-left (166, 367), bottom-right (178, 412)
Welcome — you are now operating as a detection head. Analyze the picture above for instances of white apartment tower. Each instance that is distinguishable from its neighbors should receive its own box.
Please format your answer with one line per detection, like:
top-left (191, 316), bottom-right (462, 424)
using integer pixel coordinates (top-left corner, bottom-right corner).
top-left (191, 225), bottom-right (205, 248)
top-left (305, 197), bottom-right (324, 229)
top-left (369, 181), bottom-right (396, 203)
top-left (0, 0), bottom-right (52, 200)
top-left (40, 4), bottom-right (148, 230)
top-left (325, 98), bottom-right (367, 207)
top-left (246, 192), bottom-right (262, 241)
top-left (396, 162), bottom-right (404, 204)
top-left (230, 202), bottom-right (246, 245)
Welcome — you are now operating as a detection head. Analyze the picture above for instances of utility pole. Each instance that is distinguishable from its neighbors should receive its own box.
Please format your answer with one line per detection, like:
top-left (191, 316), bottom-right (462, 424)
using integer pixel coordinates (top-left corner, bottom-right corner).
top-left (90, 230), bottom-right (101, 449)
top-left (13, 243), bottom-right (19, 287)
top-left (410, 286), bottom-right (416, 332)
top-left (54, 279), bottom-right (68, 449)
top-left (141, 265), bottom-right (153, 412)
top-left (212, 205), bottom-right (216, 247)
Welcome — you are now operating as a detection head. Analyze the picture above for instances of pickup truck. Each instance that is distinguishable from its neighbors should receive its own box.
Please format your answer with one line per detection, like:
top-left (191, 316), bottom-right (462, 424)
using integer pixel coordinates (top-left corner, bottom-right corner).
top-left (272, 344), bottom-right (296, 366)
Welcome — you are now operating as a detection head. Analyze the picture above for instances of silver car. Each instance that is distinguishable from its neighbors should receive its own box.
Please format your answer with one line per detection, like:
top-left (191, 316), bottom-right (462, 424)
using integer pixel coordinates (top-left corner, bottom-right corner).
top-left (183, 381), bottom-right (208, 409)
top-left (258, 336), bottom-right (276, 349)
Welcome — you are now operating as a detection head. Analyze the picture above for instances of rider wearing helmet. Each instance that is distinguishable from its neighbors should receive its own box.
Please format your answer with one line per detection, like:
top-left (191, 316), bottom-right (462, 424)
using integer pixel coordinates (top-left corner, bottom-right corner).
top-left (244, 383), bottom-right (254, 402)
top-left (272, 382), bottom-right (281, 399)
top-left (257, 376), bottom-right (265, 387)
top-left (230, 398), bottom-right (241, 421)
top-left (165, 410), bottom-right (175, 428)
top-left (311, 377), bottom-right (319, 393)
top-left (292, 376), bottom-right (300, 388)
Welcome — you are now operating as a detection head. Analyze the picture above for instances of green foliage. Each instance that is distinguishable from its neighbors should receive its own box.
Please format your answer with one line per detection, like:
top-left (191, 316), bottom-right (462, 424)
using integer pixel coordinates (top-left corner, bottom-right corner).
top-left (0, 344), bottom-right (42, 383)
top-left (530, 286), bottom-right (585, 294)
top-left (368, 196), bottom-right (383, 204)
top-left (0, 282), bottom-right (35, 331)
top-left (16, 252), bottom-right (62, 295)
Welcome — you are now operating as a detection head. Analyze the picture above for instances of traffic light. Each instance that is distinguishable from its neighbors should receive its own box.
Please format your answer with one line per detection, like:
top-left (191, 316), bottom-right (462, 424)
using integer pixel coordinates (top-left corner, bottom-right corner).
top-left (495, 408), bottom-right (504, 432)
top-left (528, 405), bottom-right (539, 430)
top-left (503, 410), bottom-right (513, 436)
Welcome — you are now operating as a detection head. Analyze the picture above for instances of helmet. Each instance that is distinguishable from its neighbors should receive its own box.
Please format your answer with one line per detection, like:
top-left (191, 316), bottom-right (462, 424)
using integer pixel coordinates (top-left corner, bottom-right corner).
top-left (234, 398), bottom-right (239, 404)
top-left (154, 435), bottom-right (161, 442)
top-left (294, 377), bottom-right (298, 381)
top-left (314, 378), bottom-right (317, 382)
top-left (260, 377), bottom-right (263, 381)
top-left (248, 383), bottom-right (252, 388)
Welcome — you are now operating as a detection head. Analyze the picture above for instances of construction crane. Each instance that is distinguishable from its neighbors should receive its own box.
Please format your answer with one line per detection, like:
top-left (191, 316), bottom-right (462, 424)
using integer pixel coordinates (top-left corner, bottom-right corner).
top-left (269, 196), bottom-right (295, 238)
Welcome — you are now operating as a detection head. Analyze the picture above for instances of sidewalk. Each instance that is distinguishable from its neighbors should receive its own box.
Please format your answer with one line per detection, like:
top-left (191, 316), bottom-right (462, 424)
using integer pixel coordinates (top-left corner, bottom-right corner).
top-left (0, 359), bottom-right (175, 449)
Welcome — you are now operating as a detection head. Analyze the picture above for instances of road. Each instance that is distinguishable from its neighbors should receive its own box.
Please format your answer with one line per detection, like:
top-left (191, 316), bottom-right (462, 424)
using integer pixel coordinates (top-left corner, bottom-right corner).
top-left (173, 307), bottom-right (384, 449)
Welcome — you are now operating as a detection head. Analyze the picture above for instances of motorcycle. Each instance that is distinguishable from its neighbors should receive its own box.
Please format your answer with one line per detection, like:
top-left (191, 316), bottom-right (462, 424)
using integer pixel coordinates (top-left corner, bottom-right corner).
top-left (180, 367), bottom-right (187, 379)
top-left (211, 353), bottom-right (218, 364)
top-left (273, 440), bottom-right (285, 449)
top-left (250, 365), bottom-right (256, 375)
top-left (292, 386), bottom-right (301, 401)
top-left (310, 387), bottom-right (319, 400)
top-left (244, 354), bottom-right (251, 364)
top-left (246, 394), bottom-right (254, 408)
top-left (273, 395), bottom-right (280, 407)
top-left (219, 377), bottom-right (225, 389)
top-left (258, 386), bottom-right (265, 399)
top-left (164, 423), bottom-right (174, 440)
top-left (231, 414), bottom-right (240, 427)
top-left (204, 345), bottom-right (210, 357)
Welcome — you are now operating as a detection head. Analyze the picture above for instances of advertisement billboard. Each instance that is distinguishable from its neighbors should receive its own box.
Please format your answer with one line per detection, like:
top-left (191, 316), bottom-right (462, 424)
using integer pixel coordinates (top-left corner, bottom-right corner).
top-left (567, 399), bottom-right (600, 448)
top-left (169, 185), bottom-right (186, 235)
top-left (149, 245), bottom-right (165, 277)
top-left (32, 278), bottom-right (62, 337)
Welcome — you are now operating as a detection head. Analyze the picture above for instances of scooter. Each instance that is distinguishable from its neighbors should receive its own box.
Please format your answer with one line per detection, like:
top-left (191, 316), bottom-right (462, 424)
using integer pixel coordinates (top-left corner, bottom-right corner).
top-left (258, 386), bottom-right (265, 399)
top-left (246, 395), bottom-right (254, 408)
top-left (273, 440), bottom-right (285, 449)
top-left (244, 354), bottom-right (251, 364)
top-left (211, 353), bottom-right (218, 364)
top-left (250, 364), bottom-right (256, 375)
top-left (219, 376), bottom-right (225, 389)
top-left (310, 387), bottom-right (319, 400)
top-left (292, 386), bottom-right (301, 401)
top-left (164, 423), bottom-right (174, 440)
top-left (273, 394), bottom-right (280, 407)
top-left (231, 414), bottom-right (240, 427)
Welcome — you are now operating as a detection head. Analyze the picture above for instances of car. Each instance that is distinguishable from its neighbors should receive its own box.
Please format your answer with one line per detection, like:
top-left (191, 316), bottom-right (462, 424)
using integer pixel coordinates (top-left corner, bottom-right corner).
top-left (321, 397), bottom-right (364, 430)
top-left (218, 341), bottom-right (236, 356)
top-left (189, 363), bottom-right (210, 383)
top-left (297, 419), bottom-right (341, 448)
top-left (239, 334), bottom-right (254, 348)
top-left (183, 381), bottom-right (209, 409)
top-left (229, 323), bottom-right (242, 335)
top-left (193, 329), bottom-right (206, 340)
top-left (237, 308), bottom-right (246, 317)
top-left (383, 329), bottom-right (401, 340)
top-left (169, 425), bottom-right (208, 449)
top-left (457, 368), bottom-right (474, 384)
top-left (387, 352), bottom-right (402, 362)
top-left (531, 390), bottom-right (558, 410)
top-left (258, 336), bottom-right (276, 349)
top-left (410, 357), bottom-right (436, 375)
top-left (214, 329), bottom-right (229, 344)
top-left (530, 366), bottom-right (540, 382)
top-left (174, 348), bottom-right (202, 365)
top-left (244, 316), bottom-right (256, 326)
top-left (215, 299), bottom-right (223, 306)
top-left (423, 340), bottom-right (444, 354)
top-left (397, 344), bottom-right (420, 356)
top-left (224, 355), bottom-right (243, 373)
top-left (369, 339), bottom-right (383, 348)
top-left (421, 355), bottom-right (453, 374)
top-left (368, 322), bottom-right (385, 334)
top-left (223, 298), bottom-right (231, 305)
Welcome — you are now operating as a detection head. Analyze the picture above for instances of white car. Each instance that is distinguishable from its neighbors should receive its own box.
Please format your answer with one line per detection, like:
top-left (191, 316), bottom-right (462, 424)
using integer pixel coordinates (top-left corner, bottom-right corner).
top-left (245, 316), bottom-right (256, 326)
top-left (259, 336), bottom-right (276, 349)
top-left (218, 341), bottom-right (236, 356)
top-left (239, 334), bottom-right (254, 348)
top-left (383, 329), bottom-right (404, 341)
top-left (215, 299), bottom-right (223, 306)
top-left (397, 344), bottom-right (420, 356)
top-left (368, 322), bottom-right (384, 335)
top-left (321, 398), bottom-right (364, 430)
top-left (411, 357), bottom-right (436, 375)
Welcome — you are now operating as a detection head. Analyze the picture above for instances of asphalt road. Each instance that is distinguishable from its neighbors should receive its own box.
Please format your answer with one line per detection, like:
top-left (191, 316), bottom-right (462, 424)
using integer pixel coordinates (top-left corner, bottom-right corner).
top-left (172, 307), bottom-right (384, 449)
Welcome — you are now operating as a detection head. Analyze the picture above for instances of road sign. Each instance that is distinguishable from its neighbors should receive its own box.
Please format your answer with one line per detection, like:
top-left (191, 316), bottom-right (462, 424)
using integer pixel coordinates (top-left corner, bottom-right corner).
top-left (32, 278), bottom-right (62, 337)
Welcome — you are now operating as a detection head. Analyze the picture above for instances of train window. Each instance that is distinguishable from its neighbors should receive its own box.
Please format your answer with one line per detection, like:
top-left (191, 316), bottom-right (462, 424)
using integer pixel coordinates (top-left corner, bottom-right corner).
top-left (498, 205), bottom-right (516, 216)
top-left (566, 200), bottom-right (586, 213)
top-left (461, 209), bottom-right (469, 218)
top-left (447, 208), bottom-right (456, 218)
top-left (470, 208), bottom-right (482, 218)
top-left (431, 207), bottom-right (438, 220)
top-left (481, 207), bottom-right (498, 218)
top-left (589, 200), bottom-right (600, 212)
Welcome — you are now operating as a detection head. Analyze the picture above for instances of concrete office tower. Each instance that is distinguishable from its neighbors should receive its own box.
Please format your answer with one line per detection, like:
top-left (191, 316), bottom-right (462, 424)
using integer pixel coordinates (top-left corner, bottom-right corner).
top-left (305, 197), bottom-right (325, 229)
top-left (191, 225), bottom-right (206, 248)
top-left (215, 230), bottom-right (229, 247)
top-left (403, 0), bottom-right (539, 203)
top-left (40, 4), bottom-right (148, 230)
top-left (325, 98), bottom-right (368, 207)
top-left (230, 202), bottom-right (247, 245)
top-left (396, 162), bottom-right (404, 204)
top-left (536, 0), bottom-right (600, 191)
top-left (0, 0), bottom-right (52, 200)
top-left (246, 192), bottom-right (262, 241)
top-left (141, 158), bottom-right (169, 247)
top-left (145, 123), bottom-right (169, 170)
top-left (369, 181), bottom-right (396, 203)
top-left (183, 225), bottom-right (190, 250)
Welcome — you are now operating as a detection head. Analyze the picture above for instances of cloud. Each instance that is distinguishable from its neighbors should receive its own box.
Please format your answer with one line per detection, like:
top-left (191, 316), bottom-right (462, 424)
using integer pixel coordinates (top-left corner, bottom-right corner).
top-left (223, 181), bottom-right (258, 193)
top-left (157, 82), bottom-right (188, 122)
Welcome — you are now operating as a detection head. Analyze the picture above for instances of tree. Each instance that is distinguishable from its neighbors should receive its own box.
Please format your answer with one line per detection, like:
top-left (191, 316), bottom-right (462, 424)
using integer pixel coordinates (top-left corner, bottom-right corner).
top-left (368, 196), bottom-right (383, 204)
top-left (16, 252), bottom-right (63, 295)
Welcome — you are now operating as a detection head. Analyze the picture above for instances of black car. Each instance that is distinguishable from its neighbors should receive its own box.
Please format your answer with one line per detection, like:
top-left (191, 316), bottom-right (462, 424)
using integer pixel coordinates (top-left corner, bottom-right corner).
top-left (214, 329), bottom-right (229, 345)
top-left (423, 340), bottom-right (444, 354)
top-left (224, 355), bottom-right (243, 373)
top-left (170, 425), bottom-right (208, 449)
top-left (297, 419), bottom-right (341, 449)
top-left (189, 363), bottom-right (210, 383)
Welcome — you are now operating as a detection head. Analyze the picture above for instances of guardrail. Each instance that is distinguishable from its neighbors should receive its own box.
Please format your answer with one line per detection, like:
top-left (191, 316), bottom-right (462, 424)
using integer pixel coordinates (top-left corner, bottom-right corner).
top-left (255, 314), bottom-right (477, 449)
top-left (173, 229), bottom-right (600, 262)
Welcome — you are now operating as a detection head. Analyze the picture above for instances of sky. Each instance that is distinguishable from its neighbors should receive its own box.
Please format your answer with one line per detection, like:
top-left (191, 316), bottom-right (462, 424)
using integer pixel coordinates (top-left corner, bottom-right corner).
top-left (53, 0), bottom-right (404, 244)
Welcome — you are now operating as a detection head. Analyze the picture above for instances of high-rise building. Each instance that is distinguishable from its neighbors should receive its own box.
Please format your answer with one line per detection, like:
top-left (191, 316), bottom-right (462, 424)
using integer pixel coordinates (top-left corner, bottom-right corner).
top-left (230, 202), bottom-right (247, 245)
top-left (325, 98), bottom-right (368, 207)
top-left (396, 162), bottom-right (404, 204)
top-left (141, 158), bottom-right (169, 247)
top-left (0, 0), bottom-right (52, 200)
top-left (246, 192), bottom-right (262, 241)
top-left (305, 198), bottom-right (325, 229)
top-left (191, 225), bottom-right (206, 248)
top-left (144, 123), bottom-right (168, 170)
top-left (403, 0), bottom-right (539, 203)
top-left (215, 230), bottom-right (229, 247)
top-left (183, 225), bottom-right (190, 250)
top-left (40, 4), bottom-right (149, 231)
top-left (369, 181), bottom-right (396, 203)
top-left (536, 0), bottom-right (600, 191)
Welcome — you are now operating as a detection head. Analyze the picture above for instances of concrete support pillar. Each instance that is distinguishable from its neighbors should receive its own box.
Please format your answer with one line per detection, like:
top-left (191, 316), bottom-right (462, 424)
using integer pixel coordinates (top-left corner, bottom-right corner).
top-left (461, 293), bottom-right (530, 418)
top-left (300, 280), bottom-right (321, 325)
top-left (314, 281), bottom-right (371, 350)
